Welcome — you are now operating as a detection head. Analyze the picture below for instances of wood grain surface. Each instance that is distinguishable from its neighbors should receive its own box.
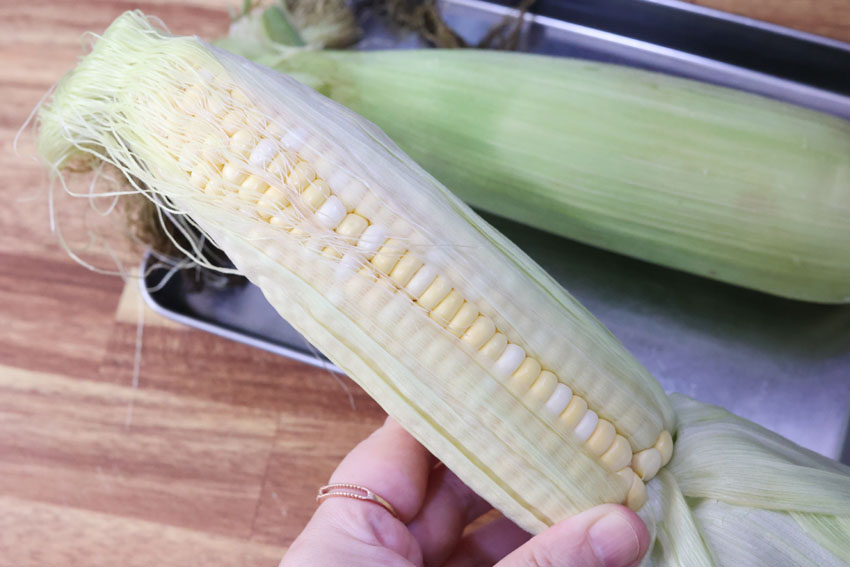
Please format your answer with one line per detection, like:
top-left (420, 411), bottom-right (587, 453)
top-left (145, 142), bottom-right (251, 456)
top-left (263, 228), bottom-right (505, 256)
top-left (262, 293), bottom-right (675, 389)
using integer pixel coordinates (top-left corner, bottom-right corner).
top-left (1, 1), bottom-right (847, 565)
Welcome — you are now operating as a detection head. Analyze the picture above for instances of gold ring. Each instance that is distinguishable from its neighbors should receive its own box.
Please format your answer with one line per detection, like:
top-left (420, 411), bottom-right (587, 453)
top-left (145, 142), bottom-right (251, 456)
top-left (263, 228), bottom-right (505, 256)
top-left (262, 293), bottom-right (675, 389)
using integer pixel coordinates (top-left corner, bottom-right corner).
top-left (316, 483), bottom-right (399, 519)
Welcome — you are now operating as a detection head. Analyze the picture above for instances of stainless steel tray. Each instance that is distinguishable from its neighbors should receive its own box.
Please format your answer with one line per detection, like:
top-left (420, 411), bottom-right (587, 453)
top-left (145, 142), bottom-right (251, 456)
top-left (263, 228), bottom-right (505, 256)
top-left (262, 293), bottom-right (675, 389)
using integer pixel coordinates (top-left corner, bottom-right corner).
top-left (142, 0), bottom-right (850, 463)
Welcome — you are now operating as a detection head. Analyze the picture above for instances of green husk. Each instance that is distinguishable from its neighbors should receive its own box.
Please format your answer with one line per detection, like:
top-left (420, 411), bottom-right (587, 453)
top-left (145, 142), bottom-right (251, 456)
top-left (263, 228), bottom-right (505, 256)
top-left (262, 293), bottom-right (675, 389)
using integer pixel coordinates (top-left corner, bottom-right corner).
top-left (219, 8), bottom-right (850, 304)
top-left (36, 12), bottom-right (850, 565)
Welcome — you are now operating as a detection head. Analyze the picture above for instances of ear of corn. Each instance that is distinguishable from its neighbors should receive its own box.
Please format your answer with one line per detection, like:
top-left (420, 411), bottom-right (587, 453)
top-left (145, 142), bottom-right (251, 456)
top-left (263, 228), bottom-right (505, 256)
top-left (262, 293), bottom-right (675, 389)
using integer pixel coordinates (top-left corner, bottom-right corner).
top-left (37, 12), bottom-right (850, 564)
top-left (219, 18), bottom-right (850, 304)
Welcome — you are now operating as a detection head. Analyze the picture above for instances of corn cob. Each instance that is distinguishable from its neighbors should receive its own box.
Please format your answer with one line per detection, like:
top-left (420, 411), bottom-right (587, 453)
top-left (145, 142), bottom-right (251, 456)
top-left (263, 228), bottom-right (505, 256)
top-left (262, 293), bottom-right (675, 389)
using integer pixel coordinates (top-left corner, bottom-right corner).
top-left (220, 14), bottom-right (850, 304)
top-left (36, 13), bottom-right (850, 565)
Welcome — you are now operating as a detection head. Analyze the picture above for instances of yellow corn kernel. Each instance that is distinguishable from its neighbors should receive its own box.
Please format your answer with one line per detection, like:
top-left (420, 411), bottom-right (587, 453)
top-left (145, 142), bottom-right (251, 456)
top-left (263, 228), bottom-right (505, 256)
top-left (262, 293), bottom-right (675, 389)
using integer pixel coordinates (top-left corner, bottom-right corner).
top-left (479, 332), bottom-right (508, 360)
top-left (654, 430), bottom-right (674, 466)
top-left (302, 179), bottom-right (331, 211)
top-left (229, 129), bottom-right (254, 157)
top-left (222, 161), bottom-right (246, 185)
top-left (322, 246), bottom-right (343, 259)
top-left (446, 301), bottom-right (478, 336)
top-left (372, 239), bottom-right (406, 275)
top-left (418, 275), bottom-right (452, 310)
top-left (461, 316), bottom-right (496, 349)
top-left (527, 370), bottom-right (558, 406)
top-left (389, 253), bottom-right (424, 287)
top-left (585, 419), bottom-right (617, 457)
top-left (335, 213), bottom-right (369, 242)
top-left (257, 186), bottom-right (288, 219)
top-left (268, 152), bottom-right (297, 180)
top-left (559, 395), bottom-right (588, 430)
top-left (508, 358), bottom-right (541, 393)
top-left (429, 290), bottom-right (464, 325)
top-left (189, 164), bottom-right (211, 189)
top-left (631, 448), bottom-right (662, 481)
top-left (617, 468), bottom-right (647, 512)
top-left (600, 435), bottom-right (633, 472)
top-left (221, 110), bottom-right (243, 136)
top-left (285, 161), bottom-right (317, 192)
top-left (239, 174), bottom-right (268, 203)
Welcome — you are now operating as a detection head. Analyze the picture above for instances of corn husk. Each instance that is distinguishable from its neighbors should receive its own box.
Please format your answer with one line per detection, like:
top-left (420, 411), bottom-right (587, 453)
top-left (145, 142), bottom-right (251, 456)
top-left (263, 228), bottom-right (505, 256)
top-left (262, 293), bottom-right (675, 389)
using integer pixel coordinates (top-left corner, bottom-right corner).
top-left (36, 13), bottom-right (850, 564)
top-left (219, 10), bottom-right (850, 304)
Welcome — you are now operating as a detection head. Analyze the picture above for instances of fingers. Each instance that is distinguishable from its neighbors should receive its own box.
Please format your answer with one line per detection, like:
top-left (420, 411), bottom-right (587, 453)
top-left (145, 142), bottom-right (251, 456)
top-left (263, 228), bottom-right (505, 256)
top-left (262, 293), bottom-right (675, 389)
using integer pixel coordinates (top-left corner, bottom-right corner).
top-left (405, 465), bottom-right (492, 566)
top-left (442, 516), bottom-right (531, 567)
top-left (494, 504), bottom-right (649, 567)
top-left (328, 416), bottom-right (436, 522)
top-left (281, 418), bottom-right (434, 567)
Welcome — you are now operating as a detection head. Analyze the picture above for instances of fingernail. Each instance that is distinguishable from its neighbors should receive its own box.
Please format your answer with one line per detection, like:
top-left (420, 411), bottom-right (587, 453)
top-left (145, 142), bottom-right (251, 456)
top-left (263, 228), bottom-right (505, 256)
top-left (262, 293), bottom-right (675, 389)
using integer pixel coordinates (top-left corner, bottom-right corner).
top-left (588, 511), bottom-right (641, 567)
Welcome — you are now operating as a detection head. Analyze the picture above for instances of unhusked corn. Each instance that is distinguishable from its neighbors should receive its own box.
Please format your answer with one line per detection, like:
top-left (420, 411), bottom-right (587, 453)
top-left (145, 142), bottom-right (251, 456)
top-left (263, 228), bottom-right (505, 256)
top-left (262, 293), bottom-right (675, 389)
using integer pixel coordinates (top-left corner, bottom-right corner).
top-left (38, 16), bottom-right (676, 530)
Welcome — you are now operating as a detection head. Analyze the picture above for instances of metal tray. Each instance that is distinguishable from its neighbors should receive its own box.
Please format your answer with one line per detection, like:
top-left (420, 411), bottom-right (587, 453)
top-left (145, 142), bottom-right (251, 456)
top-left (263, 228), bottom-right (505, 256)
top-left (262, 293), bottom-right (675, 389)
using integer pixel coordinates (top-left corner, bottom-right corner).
top-left (142, 0), bottom-right (850, 463)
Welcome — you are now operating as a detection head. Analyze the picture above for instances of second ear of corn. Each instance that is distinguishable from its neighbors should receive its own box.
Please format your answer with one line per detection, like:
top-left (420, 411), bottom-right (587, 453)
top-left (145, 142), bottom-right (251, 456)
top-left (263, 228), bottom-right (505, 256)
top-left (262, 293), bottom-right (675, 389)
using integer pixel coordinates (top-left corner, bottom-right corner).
top-left (219, 14), bottom-right (850, 304)
top-left (37, 13), bottom-right (850, 565)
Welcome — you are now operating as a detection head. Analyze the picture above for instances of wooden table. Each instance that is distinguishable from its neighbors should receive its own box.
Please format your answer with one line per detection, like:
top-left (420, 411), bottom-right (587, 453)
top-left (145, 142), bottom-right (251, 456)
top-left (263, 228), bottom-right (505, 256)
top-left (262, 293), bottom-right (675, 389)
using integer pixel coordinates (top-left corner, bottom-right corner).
top-left (1, 2), bottom-right (847, 565)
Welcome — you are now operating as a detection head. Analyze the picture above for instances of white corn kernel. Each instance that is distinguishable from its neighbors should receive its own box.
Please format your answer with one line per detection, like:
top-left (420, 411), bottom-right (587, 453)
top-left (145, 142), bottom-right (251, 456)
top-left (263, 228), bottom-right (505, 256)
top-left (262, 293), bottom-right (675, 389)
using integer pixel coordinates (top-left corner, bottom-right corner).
top-left (249, 138), bottom-right (278, 167)
top-left (334, 253), bottom-right (362, 281)
top-left (281, 126), bottom-right (307, 150)
top-left (573, 410), bottom-right (599, 442)
top-left (316, 196), bottom-right (346, 229)
top-left (494, 344), bottom-right (525, 377)
top-left (405, 265), bottom-right (437, 298)
top-left (357, 225), bottom-right (388, 257)
top-left (329, 174), bottom-right (368, 209)
top-left (544, 383), bottom-right (573, 416)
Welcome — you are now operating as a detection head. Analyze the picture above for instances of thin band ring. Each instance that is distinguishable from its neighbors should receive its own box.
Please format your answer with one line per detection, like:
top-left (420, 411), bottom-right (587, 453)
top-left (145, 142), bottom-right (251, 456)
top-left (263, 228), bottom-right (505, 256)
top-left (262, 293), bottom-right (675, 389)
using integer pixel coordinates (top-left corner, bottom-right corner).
top-left (316, 483), bottom-right (399, 519)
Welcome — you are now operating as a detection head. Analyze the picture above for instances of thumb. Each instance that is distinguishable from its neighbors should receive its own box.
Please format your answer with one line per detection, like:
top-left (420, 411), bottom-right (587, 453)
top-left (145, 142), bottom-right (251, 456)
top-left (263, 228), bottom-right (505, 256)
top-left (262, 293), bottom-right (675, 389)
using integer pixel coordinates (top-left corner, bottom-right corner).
top-left (496, 504), bottom-right (649, 567)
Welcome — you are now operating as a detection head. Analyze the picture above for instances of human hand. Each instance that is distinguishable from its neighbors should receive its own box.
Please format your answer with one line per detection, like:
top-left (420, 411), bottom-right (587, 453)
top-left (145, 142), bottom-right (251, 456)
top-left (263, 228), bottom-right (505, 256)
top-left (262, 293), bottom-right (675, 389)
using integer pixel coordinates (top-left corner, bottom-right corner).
top-left (281, 417), bottom-right (650, 567)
